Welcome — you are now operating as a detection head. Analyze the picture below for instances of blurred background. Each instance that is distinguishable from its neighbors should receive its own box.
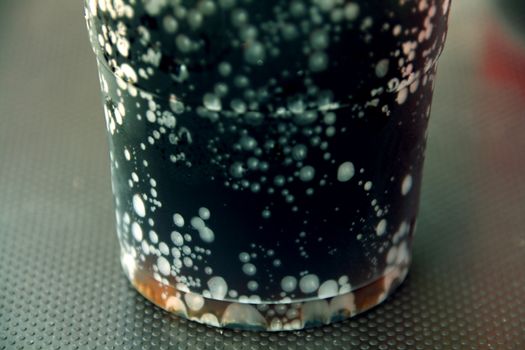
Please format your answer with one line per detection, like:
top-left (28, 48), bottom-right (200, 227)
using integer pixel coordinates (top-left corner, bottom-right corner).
top-left (0, 1), bottom-right (524, 349)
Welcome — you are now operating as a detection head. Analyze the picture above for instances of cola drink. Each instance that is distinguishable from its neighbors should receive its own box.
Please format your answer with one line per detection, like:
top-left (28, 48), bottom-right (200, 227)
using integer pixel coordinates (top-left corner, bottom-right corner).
top-left (85, 0), bottom-right (450, 330)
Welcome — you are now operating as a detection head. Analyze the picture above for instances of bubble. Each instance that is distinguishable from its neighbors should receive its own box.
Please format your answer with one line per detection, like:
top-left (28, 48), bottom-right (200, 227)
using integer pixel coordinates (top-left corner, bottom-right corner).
top-left (218, 62), bottom-right (232, 76)
top-left (124, 148), bottom-right (131, 161)
top-left (175, 34), bottom-right (192, 53)
top-left (299, 166), bottom-right (316, 182)
top-left (146, 110), bottom-right (156, 123)
top-left (247, 281), bottom-right (259, 291)
top-left (287, 96), bottom-right (306, 114)
top-left (281, 276), bottom-right (298, 292)
top-left (393, 24), bottom-right (402, 36)
top-left (187, 9), bottom-right (203, 29)
top-left (163, 15), bottom-right (178, 33)
top-left (309, 51), bottom-right (329, 72)
top-left (337, 162), bottom-right (355, 182)
top-left (273, 259), bottom-right (281, 267)
top-left (239, 252), bottom-right (250, 263)
top-left (282, 23), bottom-right (298, 40)
top-left (157, 256), bottom-right (171, 276)
top-left (172, 247), bottom-right (181, 258)
top-left (171, 231), bottom-right (184, 246)
top-left (199, 207), bottom-right (211, 220)
top-left (173, 213), bottom-right (185, 227)
top-left (310, 29), bottom-right (329, 50)
top-left (386, 246), bottom-right (398, 265)
top-left (199, 227), bottom-right (215, 243)
top-left (231, 99), bottom-right (247, 113)
top-left (229, 162), bottom-right (245, 178)
top-left (292, 144), bottom-right (308, 161)
top-left (262, 209), bottom-right (271, 219)
top-left (132, 194), bottom-right (146, 217)
top-left (242, 263), bottom-right (257, 276)
top-left (231, 9), bottom-right (248, 27)
top-left (364, 181), bottom-right (372, 191)
top-left (208, 276), bottom-right (228, 299)
top-left (290, 0), bottom-right (306, 17)
top-left (323, 112), bottom-right (336, 124)
top-left (240, 136), bottom-right (257, 151)
top-left (191, 217), bottom-right (205, 230)
top-left (149, 231), bottom-right (158, 244)
top-left (375, 59), bottom-right (390, 78)
top-left (247, 157), bottom-right (259, 170)
top-left (376, 219), bottom-right (387, 236)
top-left (183, 257), bottom-right (193, 267)
top-left (244, 41), bottom-right (266, 65)
top-left (299, 274), bottom-right (320, 294)
top-left (318, 280), bottom-right (339, 298)
top-left (131, 222), bottom-right (143, 242)
top-left (274, 175), bottom-right (286, 187)
top-left (159, 242), bottom-right (170, 255)
top-left (344, 3), bottom-right (360, 21)
top-left (401, 174), bottom-right (413, 195)
top-left (203, 93), bottom-right (222, 111)
top-left (396, 88), bottom-right (408, 105)
top-left (338, 275), bottom-right (349, 285)
top-left (185, 293), bottom-right (205, 311)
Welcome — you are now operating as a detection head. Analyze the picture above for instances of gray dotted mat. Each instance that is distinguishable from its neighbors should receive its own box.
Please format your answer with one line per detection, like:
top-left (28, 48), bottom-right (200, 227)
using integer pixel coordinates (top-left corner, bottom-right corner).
top-left (0, 1), bottom-right (524, 349)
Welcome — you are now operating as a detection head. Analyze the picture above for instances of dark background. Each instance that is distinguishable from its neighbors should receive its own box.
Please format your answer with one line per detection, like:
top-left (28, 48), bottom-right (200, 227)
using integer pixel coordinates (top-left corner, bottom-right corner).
top-left (0, 1), bottom-right (524, 349)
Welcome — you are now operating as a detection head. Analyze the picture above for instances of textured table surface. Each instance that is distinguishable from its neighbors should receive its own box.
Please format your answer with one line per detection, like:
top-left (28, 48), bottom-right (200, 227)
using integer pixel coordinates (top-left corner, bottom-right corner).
top-left (0, 1), bottom-right (524, 349)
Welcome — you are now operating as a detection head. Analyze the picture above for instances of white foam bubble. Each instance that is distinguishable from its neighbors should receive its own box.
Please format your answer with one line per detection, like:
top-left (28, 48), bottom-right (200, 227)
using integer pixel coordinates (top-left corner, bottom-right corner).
top-left (299, 166), bottom-right (316, 182)
top-left (208, 276), bottom-right (228, 299)
top-left (157, 256), bottom-right (171, 276)
top-left (159, 242), bottom-right (169, 255)
top-left (337, 162), bottom-right (355, 182)
top-left (131, 222), bottom-right (143, 241)
top-left (244, 41), bottom-right (266, 65)
top-left (318, 280), bottom-right (339, 298)
top-left (280, 276), bottom-right (298, 292)
top-left (401, 174), bottom-right (413, 195)
top-left (376, 219), bottom-right (387, 236)
top-left (171, 231), bottom-right (184, 246)
top-left (148, 230), bottom-right (158, 244)
top-left (396, 88), bottom-right (408, 105)
top-left (200, 313), bottom-right (220, 327)
top-left (199, 227), bottom-right (215, 243)
top-left (203, 93), bottom-right (222, 111)
top-left (247, 281), bottom-right (259, 291)
top-left (239, 252), bottom-right (250, 263)
top-left (132, 194), bottom-right (146, 217)
top-left (173, 213), bottom-right (184, 227)
top-left (375, 59), bottom-right (390, 78)
top-left (242, 263), bottom-right (257, 276)
top-left (222, 303), bottom-right (266, 328)
top-left (309, 51), bottom-right (329, 72)
top-left (344, 3), bottom-right (360, 20)
top-left (199, 207), bottom-right (211, 220)
top-left (299, 274), bottom-right (320, 294)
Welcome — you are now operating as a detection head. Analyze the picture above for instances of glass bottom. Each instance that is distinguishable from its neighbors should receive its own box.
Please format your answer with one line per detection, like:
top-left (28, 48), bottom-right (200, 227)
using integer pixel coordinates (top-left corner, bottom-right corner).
top-left (121, 251), bottom-right (410, 331)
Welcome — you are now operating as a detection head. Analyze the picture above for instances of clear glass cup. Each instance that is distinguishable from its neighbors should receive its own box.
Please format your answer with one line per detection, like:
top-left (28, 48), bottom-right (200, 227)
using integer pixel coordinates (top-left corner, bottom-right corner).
top-left (84, 0), bottom-right (450, 331)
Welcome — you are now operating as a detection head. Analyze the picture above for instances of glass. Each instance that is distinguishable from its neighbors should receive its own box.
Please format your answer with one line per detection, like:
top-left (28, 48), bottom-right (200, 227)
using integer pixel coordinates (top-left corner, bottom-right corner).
top-left (84, 0), bottom-right (450, 331)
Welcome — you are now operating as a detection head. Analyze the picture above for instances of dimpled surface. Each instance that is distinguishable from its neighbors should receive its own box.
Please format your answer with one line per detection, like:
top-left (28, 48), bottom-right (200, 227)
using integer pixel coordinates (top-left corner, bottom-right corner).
top-left (0, 0), bottom-right (524, 349)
